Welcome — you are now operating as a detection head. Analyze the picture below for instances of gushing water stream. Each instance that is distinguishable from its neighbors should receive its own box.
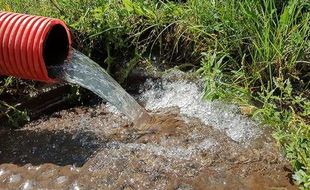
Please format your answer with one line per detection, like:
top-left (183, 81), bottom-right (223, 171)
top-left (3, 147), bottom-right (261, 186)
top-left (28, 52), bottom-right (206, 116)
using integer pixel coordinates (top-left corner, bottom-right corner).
top-left (48, 49), bottom-right (150, 125)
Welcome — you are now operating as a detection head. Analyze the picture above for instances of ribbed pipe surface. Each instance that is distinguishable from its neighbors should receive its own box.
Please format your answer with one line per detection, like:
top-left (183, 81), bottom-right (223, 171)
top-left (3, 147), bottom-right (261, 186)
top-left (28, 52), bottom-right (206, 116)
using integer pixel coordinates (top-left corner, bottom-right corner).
top-left (0, 12), bottom-right (71, 82)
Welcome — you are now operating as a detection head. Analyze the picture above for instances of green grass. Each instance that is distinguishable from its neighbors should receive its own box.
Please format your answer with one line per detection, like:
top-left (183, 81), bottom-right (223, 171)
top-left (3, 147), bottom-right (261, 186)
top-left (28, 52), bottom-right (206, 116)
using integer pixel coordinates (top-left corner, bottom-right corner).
top-left (0, 0), bottom-right (309, 188)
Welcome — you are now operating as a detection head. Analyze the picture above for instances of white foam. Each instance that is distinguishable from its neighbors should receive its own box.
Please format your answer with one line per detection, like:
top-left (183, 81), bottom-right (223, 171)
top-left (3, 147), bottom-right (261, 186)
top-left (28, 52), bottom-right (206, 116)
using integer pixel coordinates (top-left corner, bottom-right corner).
top-left (9, 174), bottom-right (22, 183)
top-left (56, 176), bottom-right (68, 184)
top-left (21, 180), bottom-right (35, 190)
top-left (0, 169), bottom-right (4, 176)
top-left (139, 77), bottom-right (262, 143)
top-left (106, 138), bottom-right (216, 160)
top-left (70, 181), bottom-right (80, 190)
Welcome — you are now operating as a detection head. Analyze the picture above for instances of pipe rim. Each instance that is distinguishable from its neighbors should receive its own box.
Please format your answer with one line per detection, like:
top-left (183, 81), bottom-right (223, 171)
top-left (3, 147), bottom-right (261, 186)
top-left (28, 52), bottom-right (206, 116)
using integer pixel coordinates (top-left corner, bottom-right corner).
top-left (41, 19), bottom-right (71, 81)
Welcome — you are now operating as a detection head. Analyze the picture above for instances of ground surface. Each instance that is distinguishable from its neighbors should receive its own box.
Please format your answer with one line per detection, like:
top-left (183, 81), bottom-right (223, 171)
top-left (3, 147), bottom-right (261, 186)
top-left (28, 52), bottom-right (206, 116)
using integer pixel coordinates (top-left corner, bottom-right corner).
top-left (0, 78), bottom-right (297, 190)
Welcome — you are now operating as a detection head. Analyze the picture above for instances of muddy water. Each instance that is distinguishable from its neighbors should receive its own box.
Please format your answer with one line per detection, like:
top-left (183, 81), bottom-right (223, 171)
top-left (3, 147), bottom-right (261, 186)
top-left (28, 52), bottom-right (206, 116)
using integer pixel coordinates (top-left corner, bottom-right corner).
top-left (0, 75), bottom-right (296, 189)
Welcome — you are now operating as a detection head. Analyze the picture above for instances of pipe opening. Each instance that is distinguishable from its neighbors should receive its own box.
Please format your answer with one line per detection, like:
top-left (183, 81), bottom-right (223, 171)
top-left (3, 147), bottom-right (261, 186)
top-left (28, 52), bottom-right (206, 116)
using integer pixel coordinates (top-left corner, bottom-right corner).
top-left (43, 24), bottom-right (69, 67)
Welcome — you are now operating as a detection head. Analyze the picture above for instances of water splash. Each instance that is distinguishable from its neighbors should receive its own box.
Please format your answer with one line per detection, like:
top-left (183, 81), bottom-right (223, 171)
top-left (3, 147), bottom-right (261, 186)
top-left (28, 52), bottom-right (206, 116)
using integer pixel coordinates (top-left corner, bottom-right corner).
top-left (48, 49), bottom-right (149, 125)
top-left (139, 73), bottom-right (262, 143)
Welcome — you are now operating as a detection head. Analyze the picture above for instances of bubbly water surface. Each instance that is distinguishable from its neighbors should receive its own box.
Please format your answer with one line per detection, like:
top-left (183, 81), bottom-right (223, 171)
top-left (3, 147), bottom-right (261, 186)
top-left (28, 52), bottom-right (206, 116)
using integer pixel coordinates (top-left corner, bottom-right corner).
top-left (139, 71), bottom-right (262, 143)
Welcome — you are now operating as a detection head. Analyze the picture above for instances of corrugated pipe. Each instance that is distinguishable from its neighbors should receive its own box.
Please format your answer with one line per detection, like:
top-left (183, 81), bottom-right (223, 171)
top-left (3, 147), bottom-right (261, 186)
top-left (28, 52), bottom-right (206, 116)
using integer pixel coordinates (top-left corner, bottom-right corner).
top-left (0, 11), bottom-right (71, 83)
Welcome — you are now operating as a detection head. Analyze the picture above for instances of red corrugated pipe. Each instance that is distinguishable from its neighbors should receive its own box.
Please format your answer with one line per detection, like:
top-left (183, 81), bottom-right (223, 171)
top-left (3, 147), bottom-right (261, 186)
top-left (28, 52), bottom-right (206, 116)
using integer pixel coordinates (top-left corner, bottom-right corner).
top-left (0, 11), bottom-right (71, 83)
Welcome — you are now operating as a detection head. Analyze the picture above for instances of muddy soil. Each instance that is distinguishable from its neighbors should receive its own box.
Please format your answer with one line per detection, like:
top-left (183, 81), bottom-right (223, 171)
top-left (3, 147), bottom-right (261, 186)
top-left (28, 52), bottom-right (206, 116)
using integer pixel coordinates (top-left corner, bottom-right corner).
top-left (0, 102), bottom-right (296, 190)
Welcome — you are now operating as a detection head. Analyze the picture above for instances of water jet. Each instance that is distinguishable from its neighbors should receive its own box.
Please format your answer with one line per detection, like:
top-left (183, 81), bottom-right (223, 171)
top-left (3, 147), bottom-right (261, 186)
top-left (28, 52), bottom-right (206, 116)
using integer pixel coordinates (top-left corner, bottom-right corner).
top-left (0, 12), bottom-right (150, 125)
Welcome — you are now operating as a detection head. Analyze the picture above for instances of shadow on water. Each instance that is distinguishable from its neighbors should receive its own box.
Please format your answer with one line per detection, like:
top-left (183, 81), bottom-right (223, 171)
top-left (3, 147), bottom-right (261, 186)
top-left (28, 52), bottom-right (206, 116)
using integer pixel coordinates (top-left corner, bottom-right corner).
top-left (0, 128), bottom-right (102, 167)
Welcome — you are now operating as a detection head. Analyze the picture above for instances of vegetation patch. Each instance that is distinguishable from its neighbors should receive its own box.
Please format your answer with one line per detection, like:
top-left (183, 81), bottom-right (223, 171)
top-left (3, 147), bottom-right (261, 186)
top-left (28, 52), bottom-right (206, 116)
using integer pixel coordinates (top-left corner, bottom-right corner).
top-left (1, 0), bottom-right (309, 188)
